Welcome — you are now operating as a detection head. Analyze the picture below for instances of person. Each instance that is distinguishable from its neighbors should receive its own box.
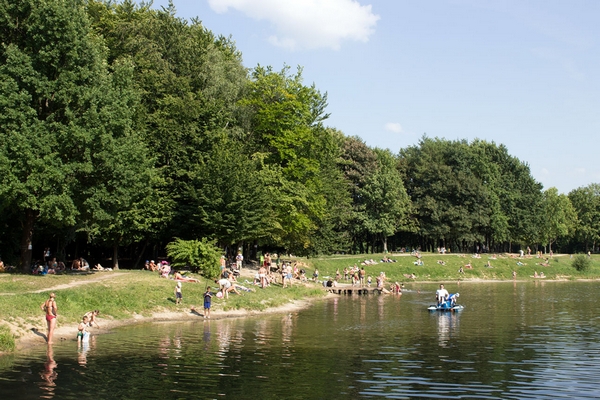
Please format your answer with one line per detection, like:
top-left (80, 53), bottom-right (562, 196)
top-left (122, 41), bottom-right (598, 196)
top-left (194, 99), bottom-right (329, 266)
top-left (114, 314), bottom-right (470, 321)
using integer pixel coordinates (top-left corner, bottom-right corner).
top-left (313, 268), bottom-right (319, 282)
top-left (220, 256), bottom-right (226, 277)
top-left (83, 310), bottom-right (100, 328)
top-left (435, 284), bottom-right (449, 306)
top-left (235, 252), bottom-right (243, 270)
top-left (174, 271), bottom-right (199, 283)
top-left (513, 270), bottom-right (517, 280)
top-left (175, 282), bottom-right (183, 304)
top-left (215, 278), bottom-right (240, 299)
top-left (0, 257), bottom-right (4, 272)
top-left (283, 263), bottom-right (293, 288)
top-left (71, 258), bottom-right (81, 270)
top-left (77, 316), bottom-right (89, 344)
top-left (203, 286), bottom-right (212, 319)
top-left (359, 267), bottom-right (366, 286)
top-left (41, 293), bottom-right (57, 344)
top-left (258, 265), bottom-right (267, 288)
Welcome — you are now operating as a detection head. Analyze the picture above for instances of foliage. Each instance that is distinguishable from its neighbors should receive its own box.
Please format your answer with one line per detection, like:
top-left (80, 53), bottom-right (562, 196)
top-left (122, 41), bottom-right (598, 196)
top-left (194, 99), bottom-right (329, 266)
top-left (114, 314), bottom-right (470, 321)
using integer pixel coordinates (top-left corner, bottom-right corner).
top-left (398, 136), bottom-right (544, 253)
top-left (540, 188), bottom-right (577, 252)
top-left (572, 254), bottom-right (591, 272)
top-left (569, 184), bottom-right (600, 252)
top-left (166, 238), bottom-right (221, 277)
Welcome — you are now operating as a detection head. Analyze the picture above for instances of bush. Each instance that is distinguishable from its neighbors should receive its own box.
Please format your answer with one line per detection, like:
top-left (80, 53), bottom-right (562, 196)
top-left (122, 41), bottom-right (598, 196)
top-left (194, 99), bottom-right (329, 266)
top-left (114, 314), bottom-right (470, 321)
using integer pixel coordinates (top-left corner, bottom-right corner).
top-left (165, 238), bottom-right (221, 278)
top-left (0, 325), bottom-right (15, 353)
top-left (572, 254), bottom-right (591, 272)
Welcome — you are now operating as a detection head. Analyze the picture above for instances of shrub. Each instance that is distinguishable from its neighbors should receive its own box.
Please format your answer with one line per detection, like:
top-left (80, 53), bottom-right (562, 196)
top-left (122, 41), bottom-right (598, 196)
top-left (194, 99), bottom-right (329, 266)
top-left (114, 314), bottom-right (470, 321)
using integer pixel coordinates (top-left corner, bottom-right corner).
top-left (166, 238), bottom-right (221, 278)
top-left (572, 254), bottom-right (591, 272)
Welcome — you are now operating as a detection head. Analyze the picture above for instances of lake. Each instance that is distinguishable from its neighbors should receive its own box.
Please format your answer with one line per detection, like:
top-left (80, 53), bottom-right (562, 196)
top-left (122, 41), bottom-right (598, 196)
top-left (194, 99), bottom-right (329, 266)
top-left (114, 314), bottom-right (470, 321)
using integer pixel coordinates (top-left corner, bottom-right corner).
top-left (1, 281), bottom-right (600, 399)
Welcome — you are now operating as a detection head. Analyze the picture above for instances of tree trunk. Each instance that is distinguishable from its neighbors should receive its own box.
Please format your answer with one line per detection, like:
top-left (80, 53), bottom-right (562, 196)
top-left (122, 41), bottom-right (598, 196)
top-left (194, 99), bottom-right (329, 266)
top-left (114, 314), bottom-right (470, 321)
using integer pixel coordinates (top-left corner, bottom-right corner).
top-left (112, 242), bottom-right (119, 270)
top-left (134, 240), bottom-right (148, 269)
top-left (382, 236), bottom-right (388, 253)
top-left (20, 209), bottom-right (37, 273)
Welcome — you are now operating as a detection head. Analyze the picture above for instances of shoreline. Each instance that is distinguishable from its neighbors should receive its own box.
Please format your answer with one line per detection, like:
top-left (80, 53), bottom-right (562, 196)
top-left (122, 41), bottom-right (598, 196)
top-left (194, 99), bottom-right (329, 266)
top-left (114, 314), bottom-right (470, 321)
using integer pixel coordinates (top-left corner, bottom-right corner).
top-left (5, 275), bottom-right (597, 354)
top-left (13, 294), bottom-right (332, 353)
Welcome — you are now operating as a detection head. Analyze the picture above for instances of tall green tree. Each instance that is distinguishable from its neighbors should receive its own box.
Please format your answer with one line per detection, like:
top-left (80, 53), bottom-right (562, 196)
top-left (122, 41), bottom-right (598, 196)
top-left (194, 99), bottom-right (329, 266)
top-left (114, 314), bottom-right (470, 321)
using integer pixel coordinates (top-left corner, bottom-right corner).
top-left (0, 0), bottom-right (142, 270)
top-left (540, 187), bottom-right (577, 253)
top-left (87, 0), bottom-right (248, 242)
top-left (360, 149), bottom-right (412, 252)
top-left (568, 184), bottom-right (600, 252)
top-left (239, 65), bottom-right (332, 253)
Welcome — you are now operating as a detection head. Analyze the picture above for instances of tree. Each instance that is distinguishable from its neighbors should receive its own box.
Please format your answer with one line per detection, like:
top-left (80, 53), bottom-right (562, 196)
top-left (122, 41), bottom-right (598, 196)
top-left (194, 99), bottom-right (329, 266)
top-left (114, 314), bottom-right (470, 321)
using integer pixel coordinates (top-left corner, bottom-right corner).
top-left (540, 187), bottom-right (577, 253)
top-left (569, 184), bottom-right (600, 252)
top-left (359, 149), bottom-right (412, 252)
top-left (239, 65), bottom-right (332, 253)
top-left (0, 0), bottom-right (139, 270)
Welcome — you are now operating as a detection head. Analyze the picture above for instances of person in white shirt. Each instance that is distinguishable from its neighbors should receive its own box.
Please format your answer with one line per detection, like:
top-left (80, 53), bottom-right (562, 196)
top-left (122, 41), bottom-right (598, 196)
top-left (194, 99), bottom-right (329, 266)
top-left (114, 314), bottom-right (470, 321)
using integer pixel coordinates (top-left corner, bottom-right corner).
top-left (435, 284), bottom-right (449, 306)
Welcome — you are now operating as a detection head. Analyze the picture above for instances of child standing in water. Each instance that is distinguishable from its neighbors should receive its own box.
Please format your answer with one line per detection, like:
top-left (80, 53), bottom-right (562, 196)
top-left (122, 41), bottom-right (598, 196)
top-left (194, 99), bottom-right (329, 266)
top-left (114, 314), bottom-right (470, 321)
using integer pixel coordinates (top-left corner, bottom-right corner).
top-left (77, 315), bottom-right (89, 344)
top-left (175, 281), bottom-right (183, 304)
top-left (203, 286), bottom-right (212, 319)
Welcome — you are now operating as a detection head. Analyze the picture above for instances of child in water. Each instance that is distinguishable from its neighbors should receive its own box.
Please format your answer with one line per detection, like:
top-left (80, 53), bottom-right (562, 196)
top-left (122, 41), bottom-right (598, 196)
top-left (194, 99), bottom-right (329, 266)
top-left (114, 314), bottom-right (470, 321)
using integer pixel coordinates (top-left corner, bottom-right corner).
top-left (77, 315), bottom-right (89, 344)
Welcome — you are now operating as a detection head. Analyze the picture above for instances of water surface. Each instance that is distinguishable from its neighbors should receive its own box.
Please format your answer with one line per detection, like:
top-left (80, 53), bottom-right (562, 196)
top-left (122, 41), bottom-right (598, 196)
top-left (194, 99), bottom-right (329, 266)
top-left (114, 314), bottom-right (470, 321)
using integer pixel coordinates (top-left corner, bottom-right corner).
top-left (1, 281), bottom-right (599, 399)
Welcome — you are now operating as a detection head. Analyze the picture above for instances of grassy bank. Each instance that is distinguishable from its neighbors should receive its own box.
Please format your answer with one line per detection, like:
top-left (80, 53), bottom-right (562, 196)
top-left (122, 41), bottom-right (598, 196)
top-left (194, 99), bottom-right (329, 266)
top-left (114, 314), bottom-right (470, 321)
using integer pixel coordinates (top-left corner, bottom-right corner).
top-left (305, 252), bottom-right (600, 282)
top-left (0, 270), bottom-right (325, 352)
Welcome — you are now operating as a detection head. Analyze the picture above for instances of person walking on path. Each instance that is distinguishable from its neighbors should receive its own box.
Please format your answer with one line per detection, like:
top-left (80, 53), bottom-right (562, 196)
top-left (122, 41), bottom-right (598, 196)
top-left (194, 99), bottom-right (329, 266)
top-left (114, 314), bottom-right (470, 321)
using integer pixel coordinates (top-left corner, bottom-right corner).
top-left (41, 293), bottom-right (57, 344)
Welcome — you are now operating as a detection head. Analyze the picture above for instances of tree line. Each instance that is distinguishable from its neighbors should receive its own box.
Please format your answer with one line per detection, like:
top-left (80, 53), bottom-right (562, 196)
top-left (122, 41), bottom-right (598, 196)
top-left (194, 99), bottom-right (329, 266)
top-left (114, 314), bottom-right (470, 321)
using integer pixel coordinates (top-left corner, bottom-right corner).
top-left (1, 0), bottom-right (598, 272)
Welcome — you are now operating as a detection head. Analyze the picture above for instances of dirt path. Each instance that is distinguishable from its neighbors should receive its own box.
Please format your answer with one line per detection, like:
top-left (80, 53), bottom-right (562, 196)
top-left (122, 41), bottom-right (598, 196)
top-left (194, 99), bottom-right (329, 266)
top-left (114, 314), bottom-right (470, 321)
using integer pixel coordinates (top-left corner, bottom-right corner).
top-left (0, 272), bottom-right (127, 296)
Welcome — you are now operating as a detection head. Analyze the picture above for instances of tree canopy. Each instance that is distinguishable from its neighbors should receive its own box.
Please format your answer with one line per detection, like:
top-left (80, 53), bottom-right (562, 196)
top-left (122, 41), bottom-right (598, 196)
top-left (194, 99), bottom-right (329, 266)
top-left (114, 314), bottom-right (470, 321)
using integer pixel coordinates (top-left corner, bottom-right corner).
top-left (0, 0), bottom-right (597, 268)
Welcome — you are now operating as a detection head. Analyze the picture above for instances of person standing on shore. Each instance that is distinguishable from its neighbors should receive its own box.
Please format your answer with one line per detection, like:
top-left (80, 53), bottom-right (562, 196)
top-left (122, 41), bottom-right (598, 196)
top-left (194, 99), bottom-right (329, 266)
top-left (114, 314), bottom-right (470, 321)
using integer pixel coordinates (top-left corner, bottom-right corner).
top-left (203, 286), bottom-right (212, 319)
top-left (41, 293), bottom-right (57, 344)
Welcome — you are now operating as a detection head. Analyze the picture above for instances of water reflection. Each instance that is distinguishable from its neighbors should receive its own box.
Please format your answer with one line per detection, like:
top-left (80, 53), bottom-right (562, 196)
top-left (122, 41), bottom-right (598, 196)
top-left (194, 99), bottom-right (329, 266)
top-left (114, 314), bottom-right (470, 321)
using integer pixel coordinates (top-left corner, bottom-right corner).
top-left (39, 345), bottom-right (58, 399)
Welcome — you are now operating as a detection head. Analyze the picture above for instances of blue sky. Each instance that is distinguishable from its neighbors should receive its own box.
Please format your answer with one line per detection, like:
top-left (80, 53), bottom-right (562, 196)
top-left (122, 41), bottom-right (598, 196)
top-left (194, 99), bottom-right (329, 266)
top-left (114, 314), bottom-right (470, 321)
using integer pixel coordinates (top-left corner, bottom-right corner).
top-left (144, 0), bottom-right (599, 194)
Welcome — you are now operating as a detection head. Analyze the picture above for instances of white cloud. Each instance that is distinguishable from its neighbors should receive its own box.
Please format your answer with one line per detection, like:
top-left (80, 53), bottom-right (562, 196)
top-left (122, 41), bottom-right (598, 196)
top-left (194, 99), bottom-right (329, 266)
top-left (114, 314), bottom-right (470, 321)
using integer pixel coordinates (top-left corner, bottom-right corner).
top-left (207, 0), bottom-right (379, 50)
top-left (384, 122), bottom-right (403, 134)
top-left (540, 168), bottom-right (550, 175)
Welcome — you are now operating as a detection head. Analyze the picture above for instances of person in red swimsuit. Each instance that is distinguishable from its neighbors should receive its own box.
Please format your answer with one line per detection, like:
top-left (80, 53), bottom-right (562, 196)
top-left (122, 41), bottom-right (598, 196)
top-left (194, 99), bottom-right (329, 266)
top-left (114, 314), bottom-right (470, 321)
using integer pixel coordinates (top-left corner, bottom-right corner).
top-left (41, 293), bottom-right (57, 344)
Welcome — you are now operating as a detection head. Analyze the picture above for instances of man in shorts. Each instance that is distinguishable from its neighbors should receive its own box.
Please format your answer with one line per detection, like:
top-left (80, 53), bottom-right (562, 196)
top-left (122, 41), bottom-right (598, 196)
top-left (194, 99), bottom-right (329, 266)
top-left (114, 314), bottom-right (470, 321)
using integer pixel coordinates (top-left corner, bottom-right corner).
top-left (436, 284), bottom-right (449, 306)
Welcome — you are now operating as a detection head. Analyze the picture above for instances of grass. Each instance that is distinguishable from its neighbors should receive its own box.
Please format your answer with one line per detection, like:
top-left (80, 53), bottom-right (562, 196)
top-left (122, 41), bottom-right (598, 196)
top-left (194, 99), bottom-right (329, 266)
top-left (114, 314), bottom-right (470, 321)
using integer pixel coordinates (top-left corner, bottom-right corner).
top-left (304, 252), bottom-right (600, 283)
top-left (0, 325), bottom-right (15, 352)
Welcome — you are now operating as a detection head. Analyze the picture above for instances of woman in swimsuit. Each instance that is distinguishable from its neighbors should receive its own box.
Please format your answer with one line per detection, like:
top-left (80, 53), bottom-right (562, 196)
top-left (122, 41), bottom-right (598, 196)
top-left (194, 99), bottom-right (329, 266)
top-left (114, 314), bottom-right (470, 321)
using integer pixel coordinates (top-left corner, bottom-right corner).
top-left (41, 293), bottom-right (57, 344)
